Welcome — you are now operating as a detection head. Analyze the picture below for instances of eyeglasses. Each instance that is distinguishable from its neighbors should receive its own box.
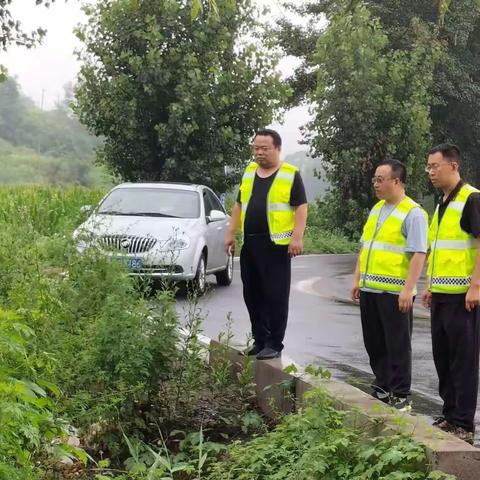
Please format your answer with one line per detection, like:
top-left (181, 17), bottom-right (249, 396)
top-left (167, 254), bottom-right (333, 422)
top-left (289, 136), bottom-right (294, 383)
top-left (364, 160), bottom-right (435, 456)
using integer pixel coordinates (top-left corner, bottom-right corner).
top-left (371, 177), bottom-right (395, 185)
top-left (425, 162), bottom-right (452, 172)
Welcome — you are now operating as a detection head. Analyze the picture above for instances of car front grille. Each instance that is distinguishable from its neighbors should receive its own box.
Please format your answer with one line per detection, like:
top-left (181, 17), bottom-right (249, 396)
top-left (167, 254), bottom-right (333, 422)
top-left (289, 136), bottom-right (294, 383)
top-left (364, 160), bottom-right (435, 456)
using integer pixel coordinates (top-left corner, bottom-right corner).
top-left (99, 235), bottom-right (157, 254)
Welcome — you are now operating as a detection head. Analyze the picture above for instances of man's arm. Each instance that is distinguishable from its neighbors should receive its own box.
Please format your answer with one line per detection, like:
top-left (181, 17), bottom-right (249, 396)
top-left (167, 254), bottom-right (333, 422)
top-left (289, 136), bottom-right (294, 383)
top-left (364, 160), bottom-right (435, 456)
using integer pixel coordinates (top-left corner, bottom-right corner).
top-left (288, 171), bottom-right (308, 258)
top-left (422, 275), bottom-right (432, 308)
top-left (399, 208), bottom-right (428, 312)
top-left (461, 195), bottom-right (480, 311)
top-left (351, 250), bottom-right (362, 301)
top-left (225, 201), bottom-right (241, 254)
top-left (465, 238), bottom-right (480, 311)
top-left (399, 252), bottom-right (426, 312)
top-left (288, 203), bottom-right (308, 257)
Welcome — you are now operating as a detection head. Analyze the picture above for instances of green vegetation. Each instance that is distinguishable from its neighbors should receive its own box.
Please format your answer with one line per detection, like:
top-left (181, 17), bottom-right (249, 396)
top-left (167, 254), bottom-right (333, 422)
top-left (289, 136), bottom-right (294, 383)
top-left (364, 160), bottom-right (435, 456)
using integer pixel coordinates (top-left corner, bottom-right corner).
top-left (305, 3), bottom-right (438, 237)
top-left (74, 0), bottom-right (288, 192)
top-left (0, 185), bottom-right (452, 478)
top-left (277, 0), bottom-right (480, 237)
top-left (0, 78), bottom-right (110, 187)
top-left (0, 186), bottom-right (264, 479)
top-left (208, 389), bottom-right (455, 480)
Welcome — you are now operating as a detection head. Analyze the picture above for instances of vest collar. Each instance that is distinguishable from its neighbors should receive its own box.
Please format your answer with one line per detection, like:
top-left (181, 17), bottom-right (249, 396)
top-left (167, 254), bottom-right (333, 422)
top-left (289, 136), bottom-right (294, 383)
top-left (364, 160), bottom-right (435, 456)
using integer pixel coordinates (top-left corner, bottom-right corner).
top-left (439, 180), bottom-right (464, 207)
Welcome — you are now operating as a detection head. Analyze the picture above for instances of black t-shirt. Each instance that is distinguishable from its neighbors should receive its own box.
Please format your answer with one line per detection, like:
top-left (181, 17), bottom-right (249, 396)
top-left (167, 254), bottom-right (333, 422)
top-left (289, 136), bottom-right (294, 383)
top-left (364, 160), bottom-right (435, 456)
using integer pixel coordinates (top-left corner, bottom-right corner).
top-left (432, 180), bottom-right (480, 302)
top-left (237, 170), bottom-right (307, 235)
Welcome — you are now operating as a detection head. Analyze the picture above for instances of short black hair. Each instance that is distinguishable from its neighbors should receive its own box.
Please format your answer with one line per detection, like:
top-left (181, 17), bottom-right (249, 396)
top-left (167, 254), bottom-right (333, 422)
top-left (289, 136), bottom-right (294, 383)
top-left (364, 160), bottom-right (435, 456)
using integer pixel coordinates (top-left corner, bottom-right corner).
top-left (378, 159), bottom-right (407, 183)
top-left (254, 129), bottom-right (282, 149)
top-left (427, 143), bottom-right (461, 164)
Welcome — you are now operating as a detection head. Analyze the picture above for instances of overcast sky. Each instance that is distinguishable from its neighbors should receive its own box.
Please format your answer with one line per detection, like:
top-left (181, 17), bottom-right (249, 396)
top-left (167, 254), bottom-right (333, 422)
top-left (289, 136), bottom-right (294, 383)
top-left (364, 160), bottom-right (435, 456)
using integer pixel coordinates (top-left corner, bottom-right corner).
top-left (2, 0), bottom-right (316, 155)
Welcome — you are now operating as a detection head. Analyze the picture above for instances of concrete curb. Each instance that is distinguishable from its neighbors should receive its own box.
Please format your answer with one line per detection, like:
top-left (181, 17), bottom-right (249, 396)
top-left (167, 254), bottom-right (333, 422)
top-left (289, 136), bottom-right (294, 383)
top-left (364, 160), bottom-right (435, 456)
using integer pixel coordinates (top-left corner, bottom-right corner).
top-left (207, 339), bottom-right (480, 480)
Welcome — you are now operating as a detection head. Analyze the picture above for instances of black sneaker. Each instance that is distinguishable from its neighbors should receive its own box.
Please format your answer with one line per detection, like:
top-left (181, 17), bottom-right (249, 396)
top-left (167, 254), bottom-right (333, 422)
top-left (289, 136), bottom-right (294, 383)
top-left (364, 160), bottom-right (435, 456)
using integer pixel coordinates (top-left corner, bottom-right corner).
top-left (371, 390), bottom-right (390, 404)
top-left (256, 347), bottom-right (281, 360)
top-left (390, 396), bottom-right (412, 412)
top-left (452, 427), bottom-right (475, 445)
top-left (432, 416), bottom-right (452, 432)
top-left (243, 344), bottom-right (263, 356)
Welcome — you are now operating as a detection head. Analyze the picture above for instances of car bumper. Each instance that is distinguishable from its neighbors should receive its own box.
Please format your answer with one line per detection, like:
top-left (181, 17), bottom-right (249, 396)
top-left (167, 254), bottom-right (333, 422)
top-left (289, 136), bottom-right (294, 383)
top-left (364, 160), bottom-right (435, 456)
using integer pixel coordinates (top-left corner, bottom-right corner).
top-left (128, 269), bottom-right (195, 280)
top-left (111, 248), bottom-right (198, 281)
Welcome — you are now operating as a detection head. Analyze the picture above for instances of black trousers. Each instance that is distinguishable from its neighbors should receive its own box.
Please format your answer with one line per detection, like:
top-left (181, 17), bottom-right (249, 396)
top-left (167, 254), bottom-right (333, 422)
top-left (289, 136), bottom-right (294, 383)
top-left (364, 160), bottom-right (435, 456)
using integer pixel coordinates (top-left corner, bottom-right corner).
top-left (431, 296), bottom-right (480, 432)
top-left (359, 291), bottom-right (413, 397)
top-left (240, 235), bottom-right (291, 352)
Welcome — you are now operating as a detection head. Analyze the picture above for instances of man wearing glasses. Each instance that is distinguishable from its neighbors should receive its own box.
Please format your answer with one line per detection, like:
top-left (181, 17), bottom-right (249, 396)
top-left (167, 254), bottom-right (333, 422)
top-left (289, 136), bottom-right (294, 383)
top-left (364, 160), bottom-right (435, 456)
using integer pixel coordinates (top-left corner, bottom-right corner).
top-left (423, 144), bottom-right (480, 444)
top-left (225, 129), bottom-right (308, 360)
top-left (351, 159), bottom-right (428, 411)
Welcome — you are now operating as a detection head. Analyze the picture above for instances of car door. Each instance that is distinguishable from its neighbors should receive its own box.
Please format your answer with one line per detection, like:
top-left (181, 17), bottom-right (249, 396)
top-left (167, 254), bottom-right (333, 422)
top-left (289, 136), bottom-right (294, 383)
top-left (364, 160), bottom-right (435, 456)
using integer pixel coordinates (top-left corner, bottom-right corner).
top-left (203, 189), bottom-right (220, 270)
top-left (203, 189), bottom-right (227, 270)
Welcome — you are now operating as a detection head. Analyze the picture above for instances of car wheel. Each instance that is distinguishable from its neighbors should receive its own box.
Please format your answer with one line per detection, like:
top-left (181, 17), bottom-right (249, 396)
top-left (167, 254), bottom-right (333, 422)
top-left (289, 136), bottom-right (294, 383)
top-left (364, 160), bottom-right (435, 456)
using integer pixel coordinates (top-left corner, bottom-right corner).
top-left (215, 252), bottom-right (233, 286)
top-left (192, 254), bottom-right (207, 295)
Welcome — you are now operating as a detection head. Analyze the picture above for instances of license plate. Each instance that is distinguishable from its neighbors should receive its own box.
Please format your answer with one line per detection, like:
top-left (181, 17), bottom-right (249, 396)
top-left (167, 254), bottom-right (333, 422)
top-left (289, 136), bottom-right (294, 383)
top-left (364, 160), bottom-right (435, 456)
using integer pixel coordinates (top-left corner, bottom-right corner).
top-left (127, 258), bottom-right (142, 270)
top-left (115, 257), bottom-right (142, 270)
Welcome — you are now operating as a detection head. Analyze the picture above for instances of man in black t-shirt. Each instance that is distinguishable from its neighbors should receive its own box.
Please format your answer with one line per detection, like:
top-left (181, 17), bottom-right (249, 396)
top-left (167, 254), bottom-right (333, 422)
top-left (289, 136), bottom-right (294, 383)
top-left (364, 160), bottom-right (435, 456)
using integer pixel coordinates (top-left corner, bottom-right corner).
top-left (423, 144), bottom-right (480, 444)
top-left (225, 129), bottom-right (308, 360)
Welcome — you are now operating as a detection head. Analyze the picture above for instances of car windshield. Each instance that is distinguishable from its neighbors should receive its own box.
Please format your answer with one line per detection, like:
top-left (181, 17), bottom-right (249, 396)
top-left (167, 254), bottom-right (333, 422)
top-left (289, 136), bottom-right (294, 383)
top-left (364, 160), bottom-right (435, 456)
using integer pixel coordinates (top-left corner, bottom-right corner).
top-left (97, 187), bottom-right (200, 219)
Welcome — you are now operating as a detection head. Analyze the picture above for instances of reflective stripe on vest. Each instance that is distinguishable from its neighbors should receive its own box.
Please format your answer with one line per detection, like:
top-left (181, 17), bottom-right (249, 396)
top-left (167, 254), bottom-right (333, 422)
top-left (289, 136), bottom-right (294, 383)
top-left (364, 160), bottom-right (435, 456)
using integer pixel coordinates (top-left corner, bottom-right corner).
top-left (428, 184), bottom-right (479, 294)
top-left (359, 196), bottom-right (427, 293)
top-left (239, 162), bottom-right (298, 246)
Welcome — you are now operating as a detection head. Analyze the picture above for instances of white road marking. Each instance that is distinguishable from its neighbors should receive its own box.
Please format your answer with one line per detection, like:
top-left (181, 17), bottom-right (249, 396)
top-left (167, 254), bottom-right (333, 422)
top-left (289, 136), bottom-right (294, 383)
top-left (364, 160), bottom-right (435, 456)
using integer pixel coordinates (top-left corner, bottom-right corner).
top-left (294, 276), bottom-right (324, 297)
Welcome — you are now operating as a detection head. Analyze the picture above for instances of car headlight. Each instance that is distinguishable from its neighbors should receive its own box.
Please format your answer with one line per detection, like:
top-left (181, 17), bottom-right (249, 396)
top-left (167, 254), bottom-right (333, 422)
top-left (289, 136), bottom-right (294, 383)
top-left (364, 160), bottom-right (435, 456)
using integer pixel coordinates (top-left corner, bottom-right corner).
top-left (76, 239), bottom-right (89, 254)
top-left (163, 235), bottom-right (190, 251)
top-left (73, 227), bottom-right (95, 254)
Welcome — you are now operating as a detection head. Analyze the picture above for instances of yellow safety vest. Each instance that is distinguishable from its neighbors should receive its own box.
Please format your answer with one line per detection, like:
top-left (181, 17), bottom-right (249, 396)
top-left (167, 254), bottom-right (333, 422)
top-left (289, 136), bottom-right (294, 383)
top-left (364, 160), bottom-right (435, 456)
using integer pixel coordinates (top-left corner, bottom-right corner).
top-left (359, 197), bottom-right (426, 293)
top-left (239, 162), bottom-right (298, 246)
top-left (427, 184), bottom-right (479, 294)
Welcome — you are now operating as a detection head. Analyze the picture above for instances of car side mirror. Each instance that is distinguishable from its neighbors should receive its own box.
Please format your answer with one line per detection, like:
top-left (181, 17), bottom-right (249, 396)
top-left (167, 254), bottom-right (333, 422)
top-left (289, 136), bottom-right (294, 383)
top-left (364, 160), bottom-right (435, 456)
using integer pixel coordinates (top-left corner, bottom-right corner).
top-left (80, 205), bottom-right (93, 215)
top-left (207, 209), bottom-right (226, 223)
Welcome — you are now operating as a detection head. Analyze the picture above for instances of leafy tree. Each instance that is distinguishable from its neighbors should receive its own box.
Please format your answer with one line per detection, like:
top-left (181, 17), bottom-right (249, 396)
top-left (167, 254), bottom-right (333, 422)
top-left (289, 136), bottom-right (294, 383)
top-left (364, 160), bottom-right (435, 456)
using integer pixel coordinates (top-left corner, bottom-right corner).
top-left (306, 3), bottom-right (440, 237)
top-left (0, 0), bottom-right (215, 81)
top-left (74, 0), bottom-right (288, 192)
top-left (278, 0), bottom-right (480, 191)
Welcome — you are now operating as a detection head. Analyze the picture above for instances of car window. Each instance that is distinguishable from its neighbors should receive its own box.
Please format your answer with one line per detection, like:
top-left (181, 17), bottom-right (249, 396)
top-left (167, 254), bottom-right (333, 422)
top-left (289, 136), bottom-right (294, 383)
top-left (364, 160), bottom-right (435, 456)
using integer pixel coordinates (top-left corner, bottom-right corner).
top-left (97, 188), bottom-right (200, 218)
top-left (203, 190), bottom-right (214, 217)
top-left (206, 190), bottom-right (226, 214)
top-left (204, 190), bottom-right (225, 216)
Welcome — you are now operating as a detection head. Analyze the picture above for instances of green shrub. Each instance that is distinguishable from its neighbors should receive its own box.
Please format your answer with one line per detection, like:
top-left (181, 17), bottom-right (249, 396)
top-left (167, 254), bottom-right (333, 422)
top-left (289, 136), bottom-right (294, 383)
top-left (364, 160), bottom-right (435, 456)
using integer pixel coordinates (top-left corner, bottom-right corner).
top-left (207, 389), bottom-right (455, 480)
top-left (0, 186), bottom-right (262, 468)
top-left (0, 309), bottom-right (66, 480)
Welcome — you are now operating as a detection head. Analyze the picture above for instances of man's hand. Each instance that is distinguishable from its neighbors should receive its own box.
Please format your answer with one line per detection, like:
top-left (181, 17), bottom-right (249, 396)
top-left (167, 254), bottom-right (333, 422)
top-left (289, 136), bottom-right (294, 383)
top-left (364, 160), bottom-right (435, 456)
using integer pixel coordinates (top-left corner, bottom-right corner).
top-left (398, 287), bottom-right (414, 313)
top-left (351, 280), bottom-right (360, 301)
top-left (465, 284), bottom-right (480, 312)
top-left (225, 230), bottom-right (235, 255)
top-left (288, 236), bottom-right (303, 258)
top-left (422, 289), bottom-right (432, 309)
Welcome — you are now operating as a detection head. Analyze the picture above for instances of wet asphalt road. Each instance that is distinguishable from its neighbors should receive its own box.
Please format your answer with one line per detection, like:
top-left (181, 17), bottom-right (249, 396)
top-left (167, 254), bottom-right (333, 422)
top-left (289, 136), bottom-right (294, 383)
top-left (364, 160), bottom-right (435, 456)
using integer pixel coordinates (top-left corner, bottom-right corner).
top-left (176, 254), bottom-right (480, 437)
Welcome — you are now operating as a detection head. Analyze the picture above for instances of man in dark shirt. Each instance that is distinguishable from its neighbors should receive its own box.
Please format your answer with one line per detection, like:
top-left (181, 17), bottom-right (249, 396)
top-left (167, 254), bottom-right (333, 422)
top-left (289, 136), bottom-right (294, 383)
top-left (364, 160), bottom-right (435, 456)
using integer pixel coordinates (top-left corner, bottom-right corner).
top-left (235, 171), bottom-right (306, 234)
top-left (225, 129), bottom-right (308, 360)
top-left (423, 143), bottom-right (480, 444)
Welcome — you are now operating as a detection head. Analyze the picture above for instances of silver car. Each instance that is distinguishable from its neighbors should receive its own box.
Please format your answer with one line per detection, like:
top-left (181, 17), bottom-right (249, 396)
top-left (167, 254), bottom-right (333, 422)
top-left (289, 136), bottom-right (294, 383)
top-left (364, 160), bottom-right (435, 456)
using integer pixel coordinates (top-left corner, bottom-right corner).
top-left (73, 182), bottom-right (233, 293)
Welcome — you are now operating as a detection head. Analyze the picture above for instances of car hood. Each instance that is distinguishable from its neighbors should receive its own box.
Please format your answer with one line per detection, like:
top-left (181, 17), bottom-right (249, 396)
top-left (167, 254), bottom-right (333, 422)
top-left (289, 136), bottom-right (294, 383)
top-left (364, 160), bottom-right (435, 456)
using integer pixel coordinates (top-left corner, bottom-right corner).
top-left (76, 214), bottom-right (200, 240)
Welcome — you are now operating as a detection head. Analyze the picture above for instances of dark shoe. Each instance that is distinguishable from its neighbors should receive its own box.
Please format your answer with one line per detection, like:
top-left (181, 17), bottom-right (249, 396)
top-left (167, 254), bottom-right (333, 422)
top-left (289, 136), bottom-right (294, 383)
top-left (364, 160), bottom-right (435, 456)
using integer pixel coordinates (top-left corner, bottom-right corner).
top-left (452, 427), bottom-right (475, 445)
top-left (390, 396), bottom-right (412, 412)
top-left (256, 347), bottom-right (281, 360)
top-left (371, 390), bottom-right (390, 404)
top-left (243, 344), bottom-right (263, 356)
top-left (432, 416), bottom-right (453, 432)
